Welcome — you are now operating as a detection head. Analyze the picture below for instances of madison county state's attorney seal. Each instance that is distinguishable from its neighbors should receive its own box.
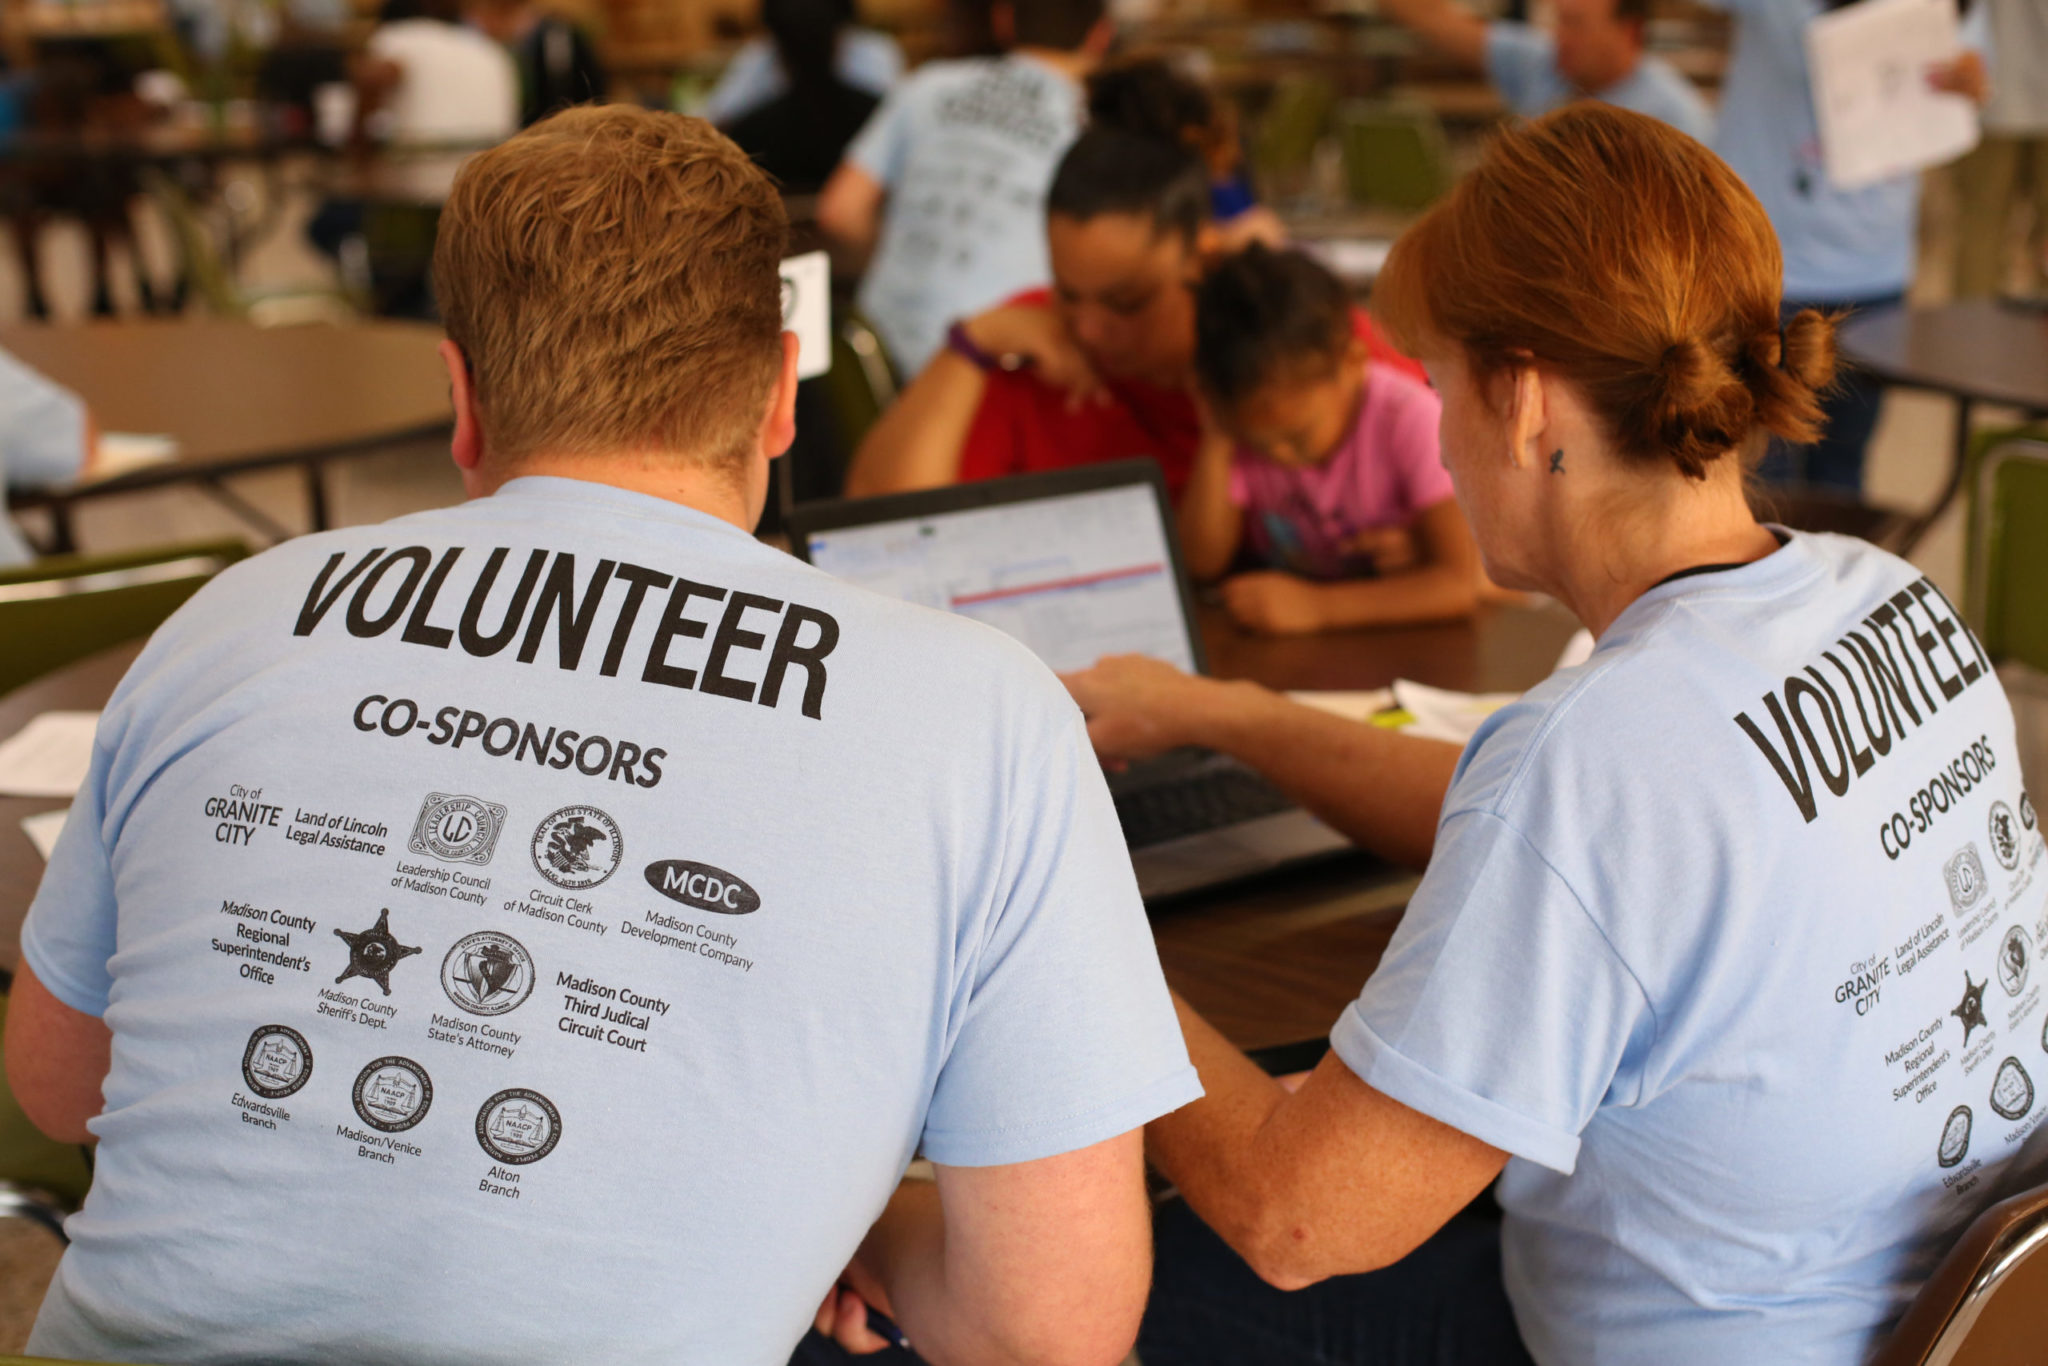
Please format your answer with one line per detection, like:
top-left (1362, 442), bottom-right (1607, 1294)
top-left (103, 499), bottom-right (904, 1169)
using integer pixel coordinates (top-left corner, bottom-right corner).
top-left (1991, 1057), bottom-right (2036, 1122)
top-left (1990, 802), bottom-right (2023, 871)
top-left (440, 931), bottom-right (535, 1017)
top-left (2000, 925), bottom-right (2033, 998)
top-left (531, 805), bottom-right (622, 890)
top-left (241, 1025), bottom-right (312, 1099)
top-left (352, 1056), bottom-right (434, 1132)
top-left (1938, 1105), bottom-right (1973, 1169)
top-left (408, 792), bottom-right (508, 866)
top-left (476, 1088), bottom-right (561, 1165)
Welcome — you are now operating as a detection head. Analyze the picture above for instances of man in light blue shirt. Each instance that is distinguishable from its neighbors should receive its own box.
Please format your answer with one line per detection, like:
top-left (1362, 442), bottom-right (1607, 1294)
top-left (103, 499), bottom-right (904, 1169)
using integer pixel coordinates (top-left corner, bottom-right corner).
top-left (0, 348), bottom-right (91, 566)
top-left (1378, 0), bottom-right (1713, 142)
top-left (699, 16), bottom-right (903, 127)
top-left (818, 0), bottom-right (1113, 374)
top-left (6, 107), bottom-right (1196, 1366)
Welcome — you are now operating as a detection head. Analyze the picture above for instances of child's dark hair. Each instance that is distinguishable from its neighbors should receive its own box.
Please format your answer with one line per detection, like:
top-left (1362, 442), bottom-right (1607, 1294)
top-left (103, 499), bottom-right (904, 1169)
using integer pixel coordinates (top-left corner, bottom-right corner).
top-left (1195, 244), bottom-right (1354, 407)
top-left (1085, 58), bottom-right (1215, 149)
top-left (1048, 60), bottom-right (1212, 242)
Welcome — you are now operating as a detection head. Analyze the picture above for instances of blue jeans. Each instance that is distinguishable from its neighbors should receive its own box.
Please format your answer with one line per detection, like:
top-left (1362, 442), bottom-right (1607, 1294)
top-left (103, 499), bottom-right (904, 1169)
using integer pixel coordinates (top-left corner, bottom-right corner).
top-left (1757, 293), bottom-right (1904, 495)
top-left (1136, 1198), bottom-right (1534, 1366)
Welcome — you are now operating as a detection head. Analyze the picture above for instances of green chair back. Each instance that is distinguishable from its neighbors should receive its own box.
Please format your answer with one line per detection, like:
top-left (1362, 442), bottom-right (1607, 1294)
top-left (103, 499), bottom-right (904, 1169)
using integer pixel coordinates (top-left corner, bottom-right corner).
top-left (819, 316), bottom-right (898, 486)
top-left (1338, 101), bottom-right (1451, 211)
top-left (1965, 428), bottom-right (2048, 674)
top-left (1251, 74), bottom-right (1338, 198)
top-left (0, 540), bottom-right (248, 699)
top-left (0, 995), bottom-right (91, 1208)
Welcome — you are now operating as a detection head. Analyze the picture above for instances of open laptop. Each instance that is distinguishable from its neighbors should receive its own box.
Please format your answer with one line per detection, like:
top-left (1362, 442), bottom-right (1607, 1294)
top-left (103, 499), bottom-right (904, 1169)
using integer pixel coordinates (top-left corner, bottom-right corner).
top-left (788, 460), bottom-right (1355, 902)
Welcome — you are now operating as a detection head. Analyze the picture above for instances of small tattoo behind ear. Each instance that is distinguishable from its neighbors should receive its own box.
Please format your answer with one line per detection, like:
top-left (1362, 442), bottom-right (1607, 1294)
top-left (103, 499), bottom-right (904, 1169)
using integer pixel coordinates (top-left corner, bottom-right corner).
top-left (1549, 449), bottom-right (1565, 475)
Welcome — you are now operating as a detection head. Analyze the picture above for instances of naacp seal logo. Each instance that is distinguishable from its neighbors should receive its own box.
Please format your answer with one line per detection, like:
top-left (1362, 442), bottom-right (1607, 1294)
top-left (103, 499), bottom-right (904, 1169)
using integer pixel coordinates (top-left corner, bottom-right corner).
top-left (2022, 792), bottom-right (2037, 831)
top-left (352, 1056), bottom-right (433, 1132)
top-left (532, 805), bottom-right (622, 890)
top-left (1946, 845), bottom-right (1990, 916)
top-left (1938, 1105), bottom-right (1973, 1169)
top-left (1991, 1057), bottom-right (2036, 1122)
top-left (476, 1088), bottom-right (561, 1165)
top-left (409, 792), bottom-right (507, 866)
top-left (242, 1025), bottom-right (312, 1099)
top-left (440, 931), bottom-right (535, 1017)
top-left (1990, 802), bottom-right (2022, 871)
top-left (2000, 925), bottom-right (2032, 998)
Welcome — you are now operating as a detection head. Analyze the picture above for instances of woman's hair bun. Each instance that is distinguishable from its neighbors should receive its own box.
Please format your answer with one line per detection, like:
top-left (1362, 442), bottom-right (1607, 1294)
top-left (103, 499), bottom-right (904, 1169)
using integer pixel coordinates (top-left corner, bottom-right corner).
top-left (1630, 338), bottom-right (1754, 480)
top-left (1740, 307), bottom-right (1838, 450)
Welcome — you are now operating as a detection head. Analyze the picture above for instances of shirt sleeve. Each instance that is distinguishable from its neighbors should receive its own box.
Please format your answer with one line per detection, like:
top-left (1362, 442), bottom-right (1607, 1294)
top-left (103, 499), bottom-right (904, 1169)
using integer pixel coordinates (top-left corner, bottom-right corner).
top-left (1330, 809), bottom-right (1653, 1175)
top-left (19, 734), bottom-right (121, 1018)
top-left (1483, 22), bottom-right (1555, 116)
top-left (1382, 376), bottom-right (1453, 516)
top-left (699, 39), bottom-right (779, 126)
top-left (921, 688), bottom-right (1201, 1167)
top-left (0, 348), bottom-right (87, 490)
top-left (841, 28), bottom-right (905, 97)
top-left (844, 76), bottom-right (918, 187)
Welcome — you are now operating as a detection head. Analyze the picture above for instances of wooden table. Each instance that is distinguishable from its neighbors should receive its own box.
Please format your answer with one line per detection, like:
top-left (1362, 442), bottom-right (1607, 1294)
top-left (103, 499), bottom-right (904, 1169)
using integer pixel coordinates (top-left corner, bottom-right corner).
top-left (0, 602), bottom-right (1584, 1049)
top-left (1839, 301), bottom-right (2048, 553)
top-left (1, 318), bottom-right (452, 548)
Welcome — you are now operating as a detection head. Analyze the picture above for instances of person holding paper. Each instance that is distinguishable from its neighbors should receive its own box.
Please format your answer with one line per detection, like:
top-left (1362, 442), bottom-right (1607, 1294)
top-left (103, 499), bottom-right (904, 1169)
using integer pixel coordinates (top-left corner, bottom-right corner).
top-left (1062, 105), bottom-right (2044, 1365)
top-left (1376, 0), bottom-right (1713, 141)
top-left (1704, 0), bottom-right (1985, 492)
top-left (0, 347), bottom-right (95, 566)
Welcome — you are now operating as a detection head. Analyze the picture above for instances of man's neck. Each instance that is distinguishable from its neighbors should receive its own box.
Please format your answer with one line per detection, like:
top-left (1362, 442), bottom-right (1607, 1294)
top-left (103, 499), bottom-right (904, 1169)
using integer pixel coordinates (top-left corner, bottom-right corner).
top-left (469, 452), bottom-right (760, 531)
top-left (1575, 50), bottom-right (1642, 98)
top-left (1011, 45), bottom-right (1096, 82)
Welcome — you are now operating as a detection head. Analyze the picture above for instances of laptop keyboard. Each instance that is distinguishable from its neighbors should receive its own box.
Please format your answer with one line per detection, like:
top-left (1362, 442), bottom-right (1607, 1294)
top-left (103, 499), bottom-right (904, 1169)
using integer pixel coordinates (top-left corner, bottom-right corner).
top-left (1113, 767), bottom-right (1297, 850)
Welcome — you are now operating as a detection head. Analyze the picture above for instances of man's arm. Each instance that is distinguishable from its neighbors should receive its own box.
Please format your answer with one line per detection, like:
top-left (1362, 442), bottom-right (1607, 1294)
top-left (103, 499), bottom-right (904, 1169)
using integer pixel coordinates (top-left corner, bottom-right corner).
top-left (1377, 0), bottom-right (1489, 71)
top-left (845, 1132), bottom-right (1152, 1366)
top-left (1062, 656), bottom-right (1461, 868)
top-left (818, 163), bottom-right (887, 273)
top-left (5, 963), bottom-right (111, 1144)
top-left (1149, 992), bottom-right (1505, 1289)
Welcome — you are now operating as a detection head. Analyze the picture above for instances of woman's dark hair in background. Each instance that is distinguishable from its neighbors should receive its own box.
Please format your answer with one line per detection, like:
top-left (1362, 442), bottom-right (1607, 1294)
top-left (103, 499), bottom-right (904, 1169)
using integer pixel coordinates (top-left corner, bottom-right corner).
top-left (1049, 60), bottom-right (1212, 241)
top-left (1085, 57), bottom-right (1214, 149)
top-left (762, 0), bottom-right (853, 96)
top-left (1194, 244), bottom-right (1352, 407)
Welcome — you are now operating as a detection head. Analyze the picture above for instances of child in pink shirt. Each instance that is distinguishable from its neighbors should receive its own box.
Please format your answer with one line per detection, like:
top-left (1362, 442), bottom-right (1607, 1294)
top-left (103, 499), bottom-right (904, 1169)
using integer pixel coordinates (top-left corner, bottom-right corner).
top-left (1179, 245), bottom-right (1482, 635)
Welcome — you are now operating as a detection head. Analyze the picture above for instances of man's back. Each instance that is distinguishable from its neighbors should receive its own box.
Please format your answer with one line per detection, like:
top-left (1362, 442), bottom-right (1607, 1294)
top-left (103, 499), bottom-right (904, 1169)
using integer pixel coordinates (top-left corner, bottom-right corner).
top-left (848, 54), bottom-right (1084, 373)
top-left (24, 477), bottom-right (1194, 1364)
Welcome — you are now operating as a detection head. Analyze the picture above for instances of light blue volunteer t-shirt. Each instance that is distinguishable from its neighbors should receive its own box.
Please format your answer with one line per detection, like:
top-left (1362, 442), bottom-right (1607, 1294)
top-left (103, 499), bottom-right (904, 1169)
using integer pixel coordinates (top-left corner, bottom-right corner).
top-left (847, 53), bottom-right (1083, 374)
top-left (1703, 0), bottom-right (1920, 302)
top-left (700, 28), bottom-right (905, 127)
top-left (1334, 531), bottom-right (2048, 1365)
top-left (1485, 22), bottom-right (1713, 142)
top-left (22, 476), bottom-right (1199, 1366)
top-left (0, 347), bottom-right (88, 566)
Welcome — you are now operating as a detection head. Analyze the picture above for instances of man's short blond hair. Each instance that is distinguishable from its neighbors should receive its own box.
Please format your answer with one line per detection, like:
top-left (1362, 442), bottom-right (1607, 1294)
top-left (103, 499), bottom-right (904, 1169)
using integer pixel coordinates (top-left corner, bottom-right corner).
top-left (435, 106), bottom-right (789, 468)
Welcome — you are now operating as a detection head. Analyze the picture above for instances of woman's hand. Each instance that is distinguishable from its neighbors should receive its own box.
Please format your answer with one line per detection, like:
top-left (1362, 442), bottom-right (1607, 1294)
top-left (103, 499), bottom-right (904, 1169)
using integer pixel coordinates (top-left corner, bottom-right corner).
top-left (966, 305), bottom-right (1108, 412)
top-left (1061, 654), bottom-right (1230, 763)
top-left (813, 1282), bottom-right (897, 1354)
top-left (1928, 49), bottom-right (1989, 104)
top-left (1221, 571), bottom-right (1329, 636)
top-left (1346, 525), bottom-right (1420, 575)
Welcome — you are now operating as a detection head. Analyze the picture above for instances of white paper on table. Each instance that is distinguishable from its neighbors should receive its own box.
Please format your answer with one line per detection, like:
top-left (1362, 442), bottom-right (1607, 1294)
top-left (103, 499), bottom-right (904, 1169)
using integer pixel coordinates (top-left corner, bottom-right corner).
top-left (1302, 238), bottom-right (1394, 286)
top-left (21, 807), bottom-right (67, 861)
top-left (780, 250), bottom-right (832, 380)
top-left (1806, 0), bottom-right (1978, 192)
top-left (1286, 688), bottom-right (1396, 723)
top-left (89, 432), bottom-right (180, 481)
top-left (0, 711), bottom-right (100, 798)
top-left (1392, 679), bottom-right (1519, 746)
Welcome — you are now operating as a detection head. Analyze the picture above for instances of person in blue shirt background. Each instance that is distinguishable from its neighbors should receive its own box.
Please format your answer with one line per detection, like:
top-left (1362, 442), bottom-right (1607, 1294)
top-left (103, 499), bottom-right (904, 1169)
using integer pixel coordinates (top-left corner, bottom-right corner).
top-left (1377, 0), bottom-right (1713, 142)
top-left (700, 0), bottom-right (903, 128)
top-left (1704, 0), bottom-right (1987, 492)
top-left (0, 347), bottom-right (93, 566)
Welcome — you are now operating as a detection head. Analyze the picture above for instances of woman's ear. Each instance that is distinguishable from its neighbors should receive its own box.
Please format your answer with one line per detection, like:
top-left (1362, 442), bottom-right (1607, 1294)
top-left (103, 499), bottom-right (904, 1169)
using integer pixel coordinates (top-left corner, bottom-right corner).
top-left (1504, 364), bottom-right (1547, 472)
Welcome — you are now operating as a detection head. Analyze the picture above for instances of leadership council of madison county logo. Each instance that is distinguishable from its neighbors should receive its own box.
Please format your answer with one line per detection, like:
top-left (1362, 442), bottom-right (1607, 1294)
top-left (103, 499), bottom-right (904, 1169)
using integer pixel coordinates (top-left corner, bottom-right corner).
top-left (1946, 845), bottom-right (1991, 917)
top-left (476, 1088), bottom-right (561, 1165)
top-left (1938, 1105), bottom-right (1973, 1169)
top-left (1991, 1057), bottom-right (2036, 1122)
top-left (352, 1056), bottom-right (433, 1132)
top-left (241, 1025), bottom-right (312, 1100)
top-left (408, 792), bottom-right (508, 866)
top-left (2000, 926), bottom-right (2033, 998)
top-left (531, 805), bottom-right (622, 890)
top-left (1990, 802), bottom-right (2023, 872)
top-left (440, 931), bottom-right (535, 1016)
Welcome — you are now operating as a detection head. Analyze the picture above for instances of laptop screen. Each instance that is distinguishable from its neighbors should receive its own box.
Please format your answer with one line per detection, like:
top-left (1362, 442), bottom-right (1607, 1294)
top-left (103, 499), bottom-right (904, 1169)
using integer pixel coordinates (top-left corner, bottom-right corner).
top-left (801, 478), bottom-right (1199, 676)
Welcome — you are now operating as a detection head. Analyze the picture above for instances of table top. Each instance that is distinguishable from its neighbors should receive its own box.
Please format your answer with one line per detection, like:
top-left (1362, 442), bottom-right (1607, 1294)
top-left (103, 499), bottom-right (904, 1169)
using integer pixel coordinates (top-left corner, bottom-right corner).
top-left (0, 319), bottom-right (452, 495)
top-left (0, 600), bottom-right (1584, 1048)
top-left (1838, 300), bottom-right (2048, 413)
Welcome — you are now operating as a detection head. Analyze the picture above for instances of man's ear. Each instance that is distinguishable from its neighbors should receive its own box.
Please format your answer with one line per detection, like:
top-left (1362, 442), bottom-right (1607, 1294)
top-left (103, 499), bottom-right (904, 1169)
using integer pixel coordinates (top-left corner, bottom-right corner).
top-left (439, 339), bottom-right (485, 476)
top-left (1082, 15), bottom-right (1116, 57)
top-left (757, 332), bottom-right (801, 463)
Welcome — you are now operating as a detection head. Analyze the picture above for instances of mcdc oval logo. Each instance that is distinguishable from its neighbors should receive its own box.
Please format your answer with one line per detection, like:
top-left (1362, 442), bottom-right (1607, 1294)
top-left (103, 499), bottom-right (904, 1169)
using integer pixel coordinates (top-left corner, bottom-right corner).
top-left (644, 860), bottom-right (760, 915)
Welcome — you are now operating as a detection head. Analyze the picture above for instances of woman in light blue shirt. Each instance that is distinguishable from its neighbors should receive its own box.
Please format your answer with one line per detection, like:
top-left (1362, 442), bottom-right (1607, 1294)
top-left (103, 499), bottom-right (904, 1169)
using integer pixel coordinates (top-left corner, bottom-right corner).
top-left (1704, 0), bottom-right (1985, 491)
top-left (0, 348), bottom-right (90, 565)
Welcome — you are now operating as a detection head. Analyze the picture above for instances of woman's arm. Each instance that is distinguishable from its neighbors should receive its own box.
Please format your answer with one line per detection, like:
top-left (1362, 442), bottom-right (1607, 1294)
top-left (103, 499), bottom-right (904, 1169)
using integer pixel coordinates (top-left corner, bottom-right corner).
top-left (1221, 498), bottom-right (1481, 634)
top-left (1177, 421), bottom-right (1244, 581)
top-left (843, 348), bottom-right (990, 497)
top-left (1150, 992), bottom-right (1506, 1289)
